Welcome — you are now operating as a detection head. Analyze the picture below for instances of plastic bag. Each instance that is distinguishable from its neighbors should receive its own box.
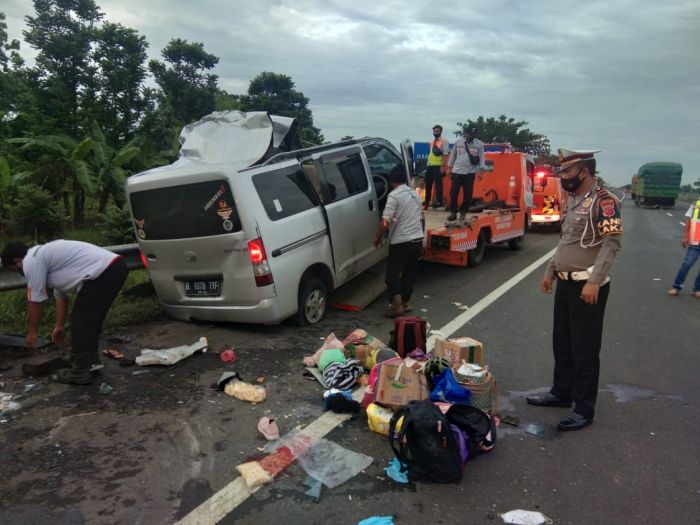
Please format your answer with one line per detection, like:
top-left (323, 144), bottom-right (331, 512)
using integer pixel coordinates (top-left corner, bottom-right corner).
top-left (500, 509), bottom-right (552, 525)
top-left (429, 368), bottom-right (472, 405)
top-left (297, 438), bottom-right (373, 489)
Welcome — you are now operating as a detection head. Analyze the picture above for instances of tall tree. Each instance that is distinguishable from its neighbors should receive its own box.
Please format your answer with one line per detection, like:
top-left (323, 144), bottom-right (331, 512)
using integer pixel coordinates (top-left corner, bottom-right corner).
top-left (90, 22), bottom-right (150, 146)
top-left (0, 12), bottom-right (28, 141)
top-left (23, 0), bottom-right (104, 135)
top-left (149, 38), bottom-right (219, 126)
top-left (456, 115), bottom-right (550, 158)
top-left (240, 72), bottom-right (324, 146)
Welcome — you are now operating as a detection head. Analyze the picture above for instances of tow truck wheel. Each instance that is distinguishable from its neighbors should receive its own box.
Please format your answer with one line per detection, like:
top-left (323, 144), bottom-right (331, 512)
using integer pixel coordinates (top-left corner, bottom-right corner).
top-left (508, 222), bottom-right (526, 250)
top-left (467, 230), bottom-right (486, 267)
top-left (296, 277), bottom-right (327, 326)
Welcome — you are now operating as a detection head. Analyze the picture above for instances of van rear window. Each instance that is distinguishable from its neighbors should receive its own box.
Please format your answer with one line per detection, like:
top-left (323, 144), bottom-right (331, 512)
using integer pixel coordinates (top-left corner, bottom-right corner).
top-left (129, 180), bottom-right (241, 240)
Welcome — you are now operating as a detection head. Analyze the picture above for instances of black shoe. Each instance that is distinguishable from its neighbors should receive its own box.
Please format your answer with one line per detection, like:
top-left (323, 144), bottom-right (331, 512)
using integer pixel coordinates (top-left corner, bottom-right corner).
top-left (447, 213), bottom-right (457, 221)
top-left (431, 202), bottom-right (439, 209)
top-left (55, 367), bottom-right (93, 385)
top-left (557, 412), bottom-right (593, 431)
top-left (526, 392), bottom-right (572, 408)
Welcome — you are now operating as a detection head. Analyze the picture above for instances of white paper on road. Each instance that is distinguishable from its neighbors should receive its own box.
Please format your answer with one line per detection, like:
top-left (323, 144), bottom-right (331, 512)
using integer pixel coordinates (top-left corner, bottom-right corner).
top-left (136, 337), bottom-right (208, 366)
top-left (500, 509), bottom-right (552, 525)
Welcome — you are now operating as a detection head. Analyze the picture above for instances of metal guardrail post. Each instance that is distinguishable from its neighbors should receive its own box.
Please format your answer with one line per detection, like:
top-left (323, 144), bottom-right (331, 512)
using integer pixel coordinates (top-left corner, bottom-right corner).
top-left (0, 243), bottom-right (144, 293)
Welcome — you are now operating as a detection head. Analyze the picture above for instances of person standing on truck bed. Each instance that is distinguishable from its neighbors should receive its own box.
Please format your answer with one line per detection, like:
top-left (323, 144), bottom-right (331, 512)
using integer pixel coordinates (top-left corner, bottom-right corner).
top-left (374, 165), bottom-right (424, 318)
top-left (528, 148), bottom-right (622, 431)
top-left (425, 124), bottom-right (450, 210)
top-left (1, 240), bottom-right (128, 385)
top-left (447, 124), bottom-right (485, 221)
top-left (667, 199), bottom-right (700, 298)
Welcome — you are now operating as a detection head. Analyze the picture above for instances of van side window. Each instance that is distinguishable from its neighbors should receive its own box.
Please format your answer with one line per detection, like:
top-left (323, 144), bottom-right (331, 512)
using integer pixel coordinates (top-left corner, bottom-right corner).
top-left (321, 153), bottom-right (368, 203)
top-left (253, 167), bottom-right (318, 221)
top-left (364, 144), bottom-right (403, 179)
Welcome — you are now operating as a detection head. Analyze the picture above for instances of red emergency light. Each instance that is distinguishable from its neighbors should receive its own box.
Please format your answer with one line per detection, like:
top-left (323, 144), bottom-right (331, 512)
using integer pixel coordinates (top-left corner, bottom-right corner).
top-left (536, 170), bottom-right (547, 178)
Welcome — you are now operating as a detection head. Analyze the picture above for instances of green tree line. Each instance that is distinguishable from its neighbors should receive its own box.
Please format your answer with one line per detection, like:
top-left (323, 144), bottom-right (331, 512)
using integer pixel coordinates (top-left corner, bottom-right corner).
top-left (0, 1), bottom-right (324, 242)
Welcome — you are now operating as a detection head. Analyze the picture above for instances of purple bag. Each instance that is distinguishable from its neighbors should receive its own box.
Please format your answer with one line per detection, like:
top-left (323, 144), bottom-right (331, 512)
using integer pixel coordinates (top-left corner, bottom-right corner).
top-left (450, 424), bottom-right (469, 467)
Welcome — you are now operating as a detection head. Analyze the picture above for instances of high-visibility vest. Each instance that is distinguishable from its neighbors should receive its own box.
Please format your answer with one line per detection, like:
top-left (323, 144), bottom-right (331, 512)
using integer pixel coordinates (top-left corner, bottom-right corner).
top-left (690, 199), bottom-right (700, 245)
top-left (427, 137), bottom-right (448, 167)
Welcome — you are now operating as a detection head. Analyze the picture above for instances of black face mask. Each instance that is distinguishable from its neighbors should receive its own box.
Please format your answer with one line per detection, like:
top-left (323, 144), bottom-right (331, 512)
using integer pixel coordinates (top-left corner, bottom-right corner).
top-left (561, 170), bottom-right (584, 193)
top-left (433, 133), bottom-right (441, 138)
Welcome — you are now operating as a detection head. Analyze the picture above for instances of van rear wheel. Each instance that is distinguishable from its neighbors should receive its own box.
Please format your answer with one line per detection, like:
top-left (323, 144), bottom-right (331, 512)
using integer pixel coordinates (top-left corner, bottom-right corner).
top-left (296, 277), bottom-right (327, 326)
top-left (467, 230), bottom-right (486, 267)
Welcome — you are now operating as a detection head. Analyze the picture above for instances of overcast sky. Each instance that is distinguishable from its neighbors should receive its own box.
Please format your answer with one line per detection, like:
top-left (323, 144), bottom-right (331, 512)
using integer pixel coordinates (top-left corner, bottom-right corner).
top-left (4, 0), bottom-right (699, 185)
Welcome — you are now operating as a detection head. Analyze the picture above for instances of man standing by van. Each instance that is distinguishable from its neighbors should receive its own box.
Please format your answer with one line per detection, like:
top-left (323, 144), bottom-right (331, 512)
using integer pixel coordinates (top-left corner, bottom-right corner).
top-left (374, 166), bottom-right (424, 318)
top-left (447, 124), bottom-right (485, 221)
top-left (1, 240), bottom-right (128, 385)
top-left (425, 125), bottom-right (449, 210)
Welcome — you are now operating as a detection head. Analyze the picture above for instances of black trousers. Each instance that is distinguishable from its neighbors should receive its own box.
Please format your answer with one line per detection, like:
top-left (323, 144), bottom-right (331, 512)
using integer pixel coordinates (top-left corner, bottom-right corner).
top-left (550, 279), bottom-right (610, 418)
top-left (424, 165), bottom-right (444, 205)
top-left (71, 258), bottom-right (128, 368)
top-left (450, 173), bottom-right (476, 214)
top-left (385, 240), bottom-right (423, 303)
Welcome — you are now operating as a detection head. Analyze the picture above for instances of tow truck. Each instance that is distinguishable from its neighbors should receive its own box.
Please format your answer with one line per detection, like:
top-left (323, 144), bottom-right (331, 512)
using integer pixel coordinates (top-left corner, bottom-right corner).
top-left (528, 165), bottom-right (566, 230)
top-left (422, 144), bottom-right (534, 267)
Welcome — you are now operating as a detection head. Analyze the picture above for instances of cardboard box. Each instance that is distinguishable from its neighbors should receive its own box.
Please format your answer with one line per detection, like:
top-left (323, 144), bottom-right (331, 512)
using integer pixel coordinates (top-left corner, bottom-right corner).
top-left (433, 337), bottom-right (484, 367)
top-left (374, 362), bottom-right (429, 411)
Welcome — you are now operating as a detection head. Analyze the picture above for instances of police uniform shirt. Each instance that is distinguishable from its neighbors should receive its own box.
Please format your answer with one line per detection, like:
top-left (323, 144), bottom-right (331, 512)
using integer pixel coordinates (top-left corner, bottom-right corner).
top-left (382, 184), bottom-right (424, 244)
top-left (545, 185), bottom-right (623, 284)
top-left (23, 240), bottom-right (118, 302)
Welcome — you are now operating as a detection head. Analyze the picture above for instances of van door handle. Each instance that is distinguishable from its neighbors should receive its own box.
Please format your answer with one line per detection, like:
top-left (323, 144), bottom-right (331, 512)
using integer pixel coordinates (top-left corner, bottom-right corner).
top-left (368, 200), bottom-right (374, 211)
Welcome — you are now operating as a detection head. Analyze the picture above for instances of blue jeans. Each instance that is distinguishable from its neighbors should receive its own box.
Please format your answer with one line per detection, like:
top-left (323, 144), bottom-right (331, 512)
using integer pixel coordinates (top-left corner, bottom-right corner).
top-left (672, 245), bottom-right (700, 292)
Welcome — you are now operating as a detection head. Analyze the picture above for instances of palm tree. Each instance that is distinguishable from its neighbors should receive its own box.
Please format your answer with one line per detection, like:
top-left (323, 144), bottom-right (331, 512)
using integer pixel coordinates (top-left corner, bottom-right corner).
top-left (6, 134), bottom-right (95, 225)
top-left (89, 121), bottom-right (140, 213)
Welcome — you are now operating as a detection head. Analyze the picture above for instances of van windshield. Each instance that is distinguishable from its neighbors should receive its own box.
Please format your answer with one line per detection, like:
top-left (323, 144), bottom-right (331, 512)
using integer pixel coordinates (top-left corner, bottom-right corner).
top-left (129, 179), bottom-right (241, 240)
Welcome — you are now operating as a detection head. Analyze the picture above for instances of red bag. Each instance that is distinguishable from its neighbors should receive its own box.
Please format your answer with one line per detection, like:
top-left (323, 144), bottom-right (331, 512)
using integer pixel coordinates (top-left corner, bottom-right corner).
top-left (389, 316), bottom-right (427, 357)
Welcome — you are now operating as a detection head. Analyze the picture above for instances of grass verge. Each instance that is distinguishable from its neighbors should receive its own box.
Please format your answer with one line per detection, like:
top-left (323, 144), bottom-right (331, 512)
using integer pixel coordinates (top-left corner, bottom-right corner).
top-left (0, 269), bottom-right (162, 337)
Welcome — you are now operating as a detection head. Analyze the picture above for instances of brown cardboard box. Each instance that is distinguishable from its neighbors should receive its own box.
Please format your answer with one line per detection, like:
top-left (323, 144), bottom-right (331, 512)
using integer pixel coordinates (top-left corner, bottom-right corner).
top-left (433, 337), bottom-right (484, 367)
top-left (374, 362), bottom-right (429, 411)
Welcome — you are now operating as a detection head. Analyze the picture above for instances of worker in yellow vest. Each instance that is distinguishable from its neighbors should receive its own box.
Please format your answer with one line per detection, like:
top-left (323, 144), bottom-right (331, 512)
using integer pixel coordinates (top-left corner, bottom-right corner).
top-left (668, 199), bottom-right (700, 298)
top-left (424, 125), bottom-right (449, 210)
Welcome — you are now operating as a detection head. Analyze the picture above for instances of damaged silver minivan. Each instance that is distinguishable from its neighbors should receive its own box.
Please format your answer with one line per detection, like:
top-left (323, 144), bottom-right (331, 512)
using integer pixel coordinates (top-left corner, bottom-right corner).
top-left (126, 111), bottom-right (413, 325)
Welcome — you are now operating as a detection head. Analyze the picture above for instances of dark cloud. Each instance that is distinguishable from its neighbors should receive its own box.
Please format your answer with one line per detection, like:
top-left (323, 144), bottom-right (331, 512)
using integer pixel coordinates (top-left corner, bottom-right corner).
top-left (3, 0), bottom-right (699, 184)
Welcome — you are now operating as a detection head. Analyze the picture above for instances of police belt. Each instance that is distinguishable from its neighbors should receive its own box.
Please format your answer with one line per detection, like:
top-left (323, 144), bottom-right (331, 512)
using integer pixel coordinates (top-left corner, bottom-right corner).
top-left (556, 270), bottom-right (610, 285)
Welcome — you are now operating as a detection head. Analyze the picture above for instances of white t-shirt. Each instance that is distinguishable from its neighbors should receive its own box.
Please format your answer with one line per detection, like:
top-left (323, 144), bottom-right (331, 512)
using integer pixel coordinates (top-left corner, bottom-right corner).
top-left (382, 185), bottom-right (424, 244)
top-left (23, 240), bottom-right (118, 302)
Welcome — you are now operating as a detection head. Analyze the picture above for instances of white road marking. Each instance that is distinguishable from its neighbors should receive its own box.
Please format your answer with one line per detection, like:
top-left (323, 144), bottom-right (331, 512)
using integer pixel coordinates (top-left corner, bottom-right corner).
top-left (176, 248), bottom-right (557, 524)
top-left (427, 247), bottom-right (557, 350)
top-left (666, 212), bottom-right (673, 217)
top-left (679, 221), bottom-right (686, 227)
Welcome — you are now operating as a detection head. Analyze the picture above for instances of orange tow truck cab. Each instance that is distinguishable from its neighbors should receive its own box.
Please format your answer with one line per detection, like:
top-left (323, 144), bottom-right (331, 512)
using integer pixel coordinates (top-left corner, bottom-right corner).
top-left (528, 165), bottom-right (567, 230)
top-left (423, 144), bottom-right (534, 267)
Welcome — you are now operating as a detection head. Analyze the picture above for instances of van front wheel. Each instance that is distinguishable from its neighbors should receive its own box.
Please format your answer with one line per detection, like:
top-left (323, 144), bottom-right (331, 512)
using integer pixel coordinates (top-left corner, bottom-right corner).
top-left (296, 277), bottom-right (327, 326)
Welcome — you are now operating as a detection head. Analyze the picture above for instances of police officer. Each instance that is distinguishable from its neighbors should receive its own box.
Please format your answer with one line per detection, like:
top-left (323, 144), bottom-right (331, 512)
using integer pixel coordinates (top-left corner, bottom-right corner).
top-left (527, 149), bottom-right (623, 431)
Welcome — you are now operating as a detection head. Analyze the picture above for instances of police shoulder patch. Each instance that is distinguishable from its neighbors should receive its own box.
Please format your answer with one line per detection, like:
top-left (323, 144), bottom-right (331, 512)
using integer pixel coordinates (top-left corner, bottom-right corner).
top-left (596, 191), bottom-right (622, 236)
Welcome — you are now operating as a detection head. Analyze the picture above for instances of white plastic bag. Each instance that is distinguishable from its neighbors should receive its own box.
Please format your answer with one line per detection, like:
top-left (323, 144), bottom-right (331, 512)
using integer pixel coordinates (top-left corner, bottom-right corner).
top-left (500, 509), bottom-right (552, 525)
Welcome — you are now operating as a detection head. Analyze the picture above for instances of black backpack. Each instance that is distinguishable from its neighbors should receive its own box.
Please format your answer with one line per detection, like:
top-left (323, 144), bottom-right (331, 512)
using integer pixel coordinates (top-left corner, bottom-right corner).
top-left (388, 316), bottom-right (427, 357)
top-left (388, 400), bottom-right (463, 483)
top-left (445, 404), bottom-right (497, 458)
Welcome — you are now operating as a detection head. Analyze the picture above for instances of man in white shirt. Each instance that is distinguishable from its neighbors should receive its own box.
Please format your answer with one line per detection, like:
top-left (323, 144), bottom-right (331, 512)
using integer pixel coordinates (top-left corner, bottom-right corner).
top-left (374, 166), bottom-right (424, 317)
top-left (447, 124), bottom-right (485, 221)
top-left (1, 240), bottom-right (128, 385)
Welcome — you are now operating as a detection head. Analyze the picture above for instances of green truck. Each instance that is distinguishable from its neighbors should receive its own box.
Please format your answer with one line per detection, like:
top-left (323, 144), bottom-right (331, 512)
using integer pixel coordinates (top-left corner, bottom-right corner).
top-left (632, 162), bottom-right (683, 207)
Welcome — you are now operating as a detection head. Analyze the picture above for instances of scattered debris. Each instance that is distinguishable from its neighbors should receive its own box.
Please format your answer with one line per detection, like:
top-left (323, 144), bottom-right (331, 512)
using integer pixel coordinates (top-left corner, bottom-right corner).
top-left (323, 389), bottom-right (361, 414)
top-left (22, 355), bottom-right (69, 377)
top-left (0, 333), bottom-right (50, 349)
top-left (102, 348), bottom-right (124, 360)
top-left (132, 370), bottom-right (150, 376)
top-left (99, 383), bottom-right (113, 395)
top-left (1, 392), bottom-right (21, 414)
top-left (211, 371), bottom-right (242, 391)
top-left (500, 509), bottom-right (552, 525)
top-left (257, 417), bottom-right (280, 441)
top-left (236, 461), bottom-right (273, 489)
top-left (384, 458), bottom-right (408, 484)
top-left (525, 423), bottom-right (558, 439)
top-left (358, 517), bottom-right (395, 525)
top-left (255, 376), bottom-right (265, 383)
top-left (303, 475), bottom-right (322, 502)
top-left (297, 439), bottom-right (373, 489)
top-left (225, 379), bottom-right (266, 403)
top-left (107, 334), bottom-right (131, 344)
top-left (422, 295), bottom-right (431, 299)
top-left (136, 337), bottom-right (208, 366)
top-left (499, 414), bottom-right (520, 427)
top-left (219, 346), bottom-right (236, 363)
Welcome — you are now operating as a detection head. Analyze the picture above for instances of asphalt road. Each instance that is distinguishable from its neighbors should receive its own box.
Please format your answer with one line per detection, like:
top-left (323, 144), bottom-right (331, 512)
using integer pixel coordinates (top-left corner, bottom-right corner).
top-left (1, 198), bottom-right (698, 525)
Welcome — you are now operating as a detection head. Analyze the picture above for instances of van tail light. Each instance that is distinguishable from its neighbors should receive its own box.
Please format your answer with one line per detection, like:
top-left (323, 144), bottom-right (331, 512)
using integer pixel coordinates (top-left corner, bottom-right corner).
top-left (248, 238), bottom-right (273, 286)
top-left (139, 249), bottom-right (149, 269)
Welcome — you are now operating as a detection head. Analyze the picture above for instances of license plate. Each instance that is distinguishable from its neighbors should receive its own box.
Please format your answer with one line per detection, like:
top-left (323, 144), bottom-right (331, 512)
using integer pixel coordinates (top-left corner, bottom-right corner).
top-left (184, 279), bottom-right (221, 297)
